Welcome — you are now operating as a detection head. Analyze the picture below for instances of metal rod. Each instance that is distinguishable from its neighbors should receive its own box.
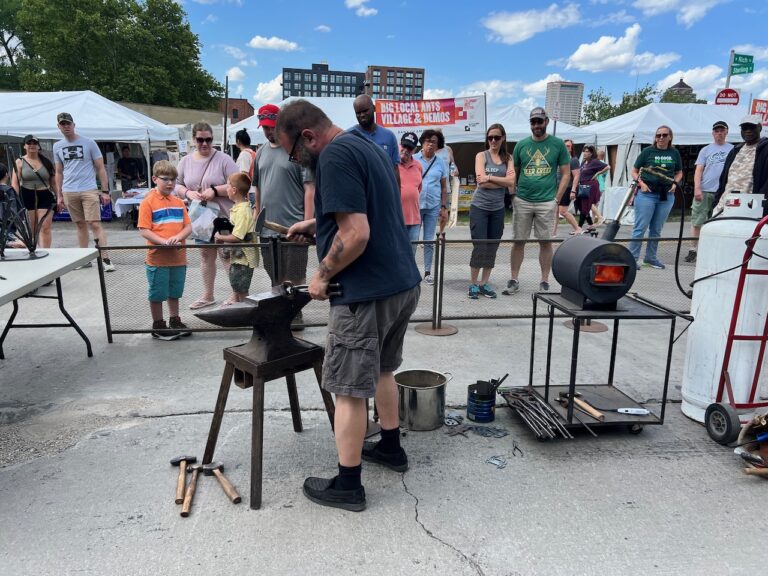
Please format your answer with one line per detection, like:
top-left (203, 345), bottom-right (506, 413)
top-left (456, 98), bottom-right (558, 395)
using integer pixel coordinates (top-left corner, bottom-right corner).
top-left (96, 243), bottom-right (113, 344)
top-left (430, 235), bottom-right (440, 329)
top-left (529, 295), bottom-right (538, 388)
top-left (436, 233), bottom-right (448, 329)
top-left (608, 318), bottom-right (619, 386)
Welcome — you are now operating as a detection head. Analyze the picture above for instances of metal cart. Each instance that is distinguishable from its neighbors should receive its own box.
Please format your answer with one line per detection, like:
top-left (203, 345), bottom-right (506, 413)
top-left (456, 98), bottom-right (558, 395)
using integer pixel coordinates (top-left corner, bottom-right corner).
top-left (515, 292), bottom-right (683, 437)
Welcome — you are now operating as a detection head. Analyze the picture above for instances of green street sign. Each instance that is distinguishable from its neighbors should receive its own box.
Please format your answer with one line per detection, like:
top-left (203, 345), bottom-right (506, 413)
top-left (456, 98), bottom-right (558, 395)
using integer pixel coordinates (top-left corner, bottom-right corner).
top-left (731, 63), bottom-right (754, 75)
top-left (733, 53), bottom-right (753, 65)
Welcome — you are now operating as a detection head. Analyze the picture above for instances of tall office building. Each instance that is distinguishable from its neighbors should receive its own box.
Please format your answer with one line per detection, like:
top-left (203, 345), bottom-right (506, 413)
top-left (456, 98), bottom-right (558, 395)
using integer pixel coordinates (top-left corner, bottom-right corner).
top-left (365, 66), bottom-right (425, 101)
top-left (281, 62), bottom-right (366, 99)
top-left (544, 81), bottom-right (584, 125)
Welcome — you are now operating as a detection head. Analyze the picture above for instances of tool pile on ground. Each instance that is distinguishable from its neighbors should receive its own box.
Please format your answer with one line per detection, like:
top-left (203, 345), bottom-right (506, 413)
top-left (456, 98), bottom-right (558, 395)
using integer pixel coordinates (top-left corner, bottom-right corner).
top-left (444, 413), bottom-right (508, 438)
top-left (735, 412), bottom-right (768, 479)
top-left (171, 456), bottom-right (242, 517)
top-left (501, 388), bottom-right (574, 440)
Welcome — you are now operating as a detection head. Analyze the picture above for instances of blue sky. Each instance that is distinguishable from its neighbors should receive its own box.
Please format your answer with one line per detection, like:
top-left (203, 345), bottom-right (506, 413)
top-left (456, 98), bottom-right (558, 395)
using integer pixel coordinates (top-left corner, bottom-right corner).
top-left (182, 0), bottom-right (768, 112)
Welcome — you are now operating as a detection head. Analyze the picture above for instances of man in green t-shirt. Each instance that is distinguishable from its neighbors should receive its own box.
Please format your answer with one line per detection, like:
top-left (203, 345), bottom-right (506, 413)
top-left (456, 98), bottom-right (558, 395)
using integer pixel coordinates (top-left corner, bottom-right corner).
top-left (502, 107), bottom-right (571, 295)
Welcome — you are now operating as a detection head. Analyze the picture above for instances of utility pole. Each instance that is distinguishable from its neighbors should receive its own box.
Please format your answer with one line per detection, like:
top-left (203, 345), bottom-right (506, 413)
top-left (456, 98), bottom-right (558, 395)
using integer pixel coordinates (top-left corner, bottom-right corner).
top-left (725, 50), bottom-right (735, 89)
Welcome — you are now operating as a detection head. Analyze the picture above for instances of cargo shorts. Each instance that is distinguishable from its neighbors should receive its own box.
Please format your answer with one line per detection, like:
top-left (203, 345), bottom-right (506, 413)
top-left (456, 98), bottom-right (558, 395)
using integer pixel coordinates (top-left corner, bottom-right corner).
top-left (512, 196), bottom-right (556, 241)
top-left (321, 285), bottom-right (420, 399)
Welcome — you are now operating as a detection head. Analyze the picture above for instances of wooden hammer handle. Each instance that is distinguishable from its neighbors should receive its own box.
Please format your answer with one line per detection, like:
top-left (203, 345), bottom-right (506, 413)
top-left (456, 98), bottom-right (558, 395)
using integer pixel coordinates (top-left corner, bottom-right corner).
top-left (573, 397), bottom-right (605, 422)
top-left (264, 220), bottom-right (290, 235)
top-left (743, 467), bottom-right (768, 476)
top-left (213, 469), bottom-right (242, 504)
top-left (175, 461), bottom-right (187, 505)
top-left (180, 469), bottom-right (199, 517)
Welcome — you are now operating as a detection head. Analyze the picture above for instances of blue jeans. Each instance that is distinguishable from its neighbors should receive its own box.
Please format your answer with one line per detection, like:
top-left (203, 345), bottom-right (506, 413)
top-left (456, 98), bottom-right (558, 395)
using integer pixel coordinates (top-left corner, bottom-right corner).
top-left (406, 224), bottom-right (420, 256)
top-left (419, 206), bottom-right (440, 274)
top-left (629, 191), bottom-right (674, 262)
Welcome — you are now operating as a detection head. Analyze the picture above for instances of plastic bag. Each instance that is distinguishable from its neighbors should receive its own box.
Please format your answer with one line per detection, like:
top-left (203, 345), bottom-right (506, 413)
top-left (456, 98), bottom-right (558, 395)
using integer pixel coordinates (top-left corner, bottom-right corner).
top-left (188, 200), bottom-right (219, 242)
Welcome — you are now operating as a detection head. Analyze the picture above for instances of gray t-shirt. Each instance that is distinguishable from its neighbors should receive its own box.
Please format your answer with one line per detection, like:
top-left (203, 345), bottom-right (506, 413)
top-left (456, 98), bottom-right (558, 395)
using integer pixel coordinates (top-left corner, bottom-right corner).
top-left (696, 142), bottom-right (733, 193)
top-left (253, 144), bottom-right (312, 237)
top-left (472, 150), bottom-right (507, 211)
top-left (53, 136), bottom-right (103, 192)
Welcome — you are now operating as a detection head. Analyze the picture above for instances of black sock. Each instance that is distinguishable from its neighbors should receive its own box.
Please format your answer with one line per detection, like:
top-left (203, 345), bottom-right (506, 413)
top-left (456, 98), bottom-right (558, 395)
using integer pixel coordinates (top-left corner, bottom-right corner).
top-left (378, 426), bottom-right (401, 453)
top-left (103, 258), bottom-right (111, 264)
top-left (335, 463), bottom-right (361, 490)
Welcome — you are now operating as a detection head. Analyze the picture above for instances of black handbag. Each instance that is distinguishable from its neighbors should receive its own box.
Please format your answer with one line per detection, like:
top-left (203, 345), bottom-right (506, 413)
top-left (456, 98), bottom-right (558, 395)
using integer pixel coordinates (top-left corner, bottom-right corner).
top-left (577, 184), bottom-right (591, 199)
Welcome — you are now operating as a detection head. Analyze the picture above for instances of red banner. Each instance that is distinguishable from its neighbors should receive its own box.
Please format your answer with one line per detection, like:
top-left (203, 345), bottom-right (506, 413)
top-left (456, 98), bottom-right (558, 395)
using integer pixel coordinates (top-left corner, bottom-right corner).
top-left (751, 99), bottom-right (768, 126)
top-left (376, 98), bottom-right (457, 127)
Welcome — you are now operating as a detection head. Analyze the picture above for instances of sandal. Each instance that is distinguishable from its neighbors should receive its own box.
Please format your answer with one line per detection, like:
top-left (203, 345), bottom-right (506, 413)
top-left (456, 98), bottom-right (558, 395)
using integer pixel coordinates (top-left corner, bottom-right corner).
top-left (189, 298), bottom-right (216, 310)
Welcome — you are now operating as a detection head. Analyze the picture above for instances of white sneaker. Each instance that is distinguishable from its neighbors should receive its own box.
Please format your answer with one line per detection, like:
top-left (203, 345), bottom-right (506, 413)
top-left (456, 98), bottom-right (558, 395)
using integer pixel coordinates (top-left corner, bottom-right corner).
top-left (102, 260), bottom-right (116, 272)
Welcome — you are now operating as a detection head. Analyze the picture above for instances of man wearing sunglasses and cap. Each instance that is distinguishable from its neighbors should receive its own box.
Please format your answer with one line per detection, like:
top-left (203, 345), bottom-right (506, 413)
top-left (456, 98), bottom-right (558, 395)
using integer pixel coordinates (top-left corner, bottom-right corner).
top-left (252, 103), bottom-right (314, 319)
top-left (53, 112), bottom-right (116, 271)
top-left (714, 114), bottom-right (768, 215)
top-left (685, 121), bottom-right (733, 263)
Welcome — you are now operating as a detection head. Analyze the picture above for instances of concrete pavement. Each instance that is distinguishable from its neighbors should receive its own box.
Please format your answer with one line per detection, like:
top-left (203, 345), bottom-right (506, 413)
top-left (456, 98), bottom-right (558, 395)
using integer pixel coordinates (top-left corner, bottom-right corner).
top-left (0, 220), bottom-right (763, 576)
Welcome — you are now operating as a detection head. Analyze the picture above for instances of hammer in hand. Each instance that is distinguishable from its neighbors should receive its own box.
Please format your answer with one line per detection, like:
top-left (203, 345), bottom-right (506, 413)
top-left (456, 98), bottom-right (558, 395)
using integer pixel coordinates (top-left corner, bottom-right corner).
top-left (180, 463), bottom-right (203, 517)
top-left (203, 462), bottom-right (242, 504)
top-left (170, 455), bottom-right (196, 505)
top-left (255, 207), bottom-right (315, 244)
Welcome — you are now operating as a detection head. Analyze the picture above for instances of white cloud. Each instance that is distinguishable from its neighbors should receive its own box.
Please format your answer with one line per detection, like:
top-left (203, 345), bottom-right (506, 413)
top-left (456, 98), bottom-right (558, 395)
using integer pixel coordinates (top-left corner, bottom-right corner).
top-left (728, 69), bottom-right (768, 101)
top-left (589, 10), bottom-right (635, 26)
top-left (226, 66), bottom-right (245, 82)
top-left (482, 4), bottom-right (580, 45)
top-left (733, 45), bottom-right (768, 61)
top-left (315, 24), bottom-right (332, 32)
top-left (460, 80), bottom-right (522, 105)
top-left (222, 45), bottom-right (246, 60)
top-left (345, 0), bottom-right (378, 17)
top-left (516, 97), bottom-right (539, 110)
top-left (523, 73), bottom-right (566, 97)
top-left (253, 74), bottom-right (283, 105)
top-left (247, 35), bottom-right (299, 51)
top-left (632, 0), bottom-right (726, 28)
top-left (423, 88), bottom-right (454, 100)
top-left (565, 24), bottom-right (679, 74)
top-left (656, 65), bottom-right (723, 97)
top-left (204, 14), bottom-right (218, 23)
top-left (239, 59), bottom-right (258, 67)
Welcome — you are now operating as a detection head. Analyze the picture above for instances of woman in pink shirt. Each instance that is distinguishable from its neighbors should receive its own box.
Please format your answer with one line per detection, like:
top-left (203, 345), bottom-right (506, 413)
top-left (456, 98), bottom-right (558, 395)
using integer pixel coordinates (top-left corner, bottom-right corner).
top-left (174, 122), bottom-right (239, 309)
top-left (398, 132), bottom-right (422, 254)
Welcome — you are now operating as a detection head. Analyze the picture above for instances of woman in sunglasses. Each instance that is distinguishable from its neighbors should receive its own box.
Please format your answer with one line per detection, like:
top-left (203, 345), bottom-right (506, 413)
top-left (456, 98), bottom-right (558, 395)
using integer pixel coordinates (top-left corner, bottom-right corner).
top-left (175, 122), bottom-right (239, 309)
top-left (629, 125), bottom-right (683, 269)
top-left (11, 135), bottom-right (61, 248)
top-left (468, 123), bottom-right (516, 299)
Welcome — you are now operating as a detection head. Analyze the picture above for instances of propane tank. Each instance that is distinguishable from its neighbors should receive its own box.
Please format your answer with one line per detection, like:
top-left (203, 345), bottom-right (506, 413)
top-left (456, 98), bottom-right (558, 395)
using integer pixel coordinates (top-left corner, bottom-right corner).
top-left (681, 194), bottom-right (768, 422)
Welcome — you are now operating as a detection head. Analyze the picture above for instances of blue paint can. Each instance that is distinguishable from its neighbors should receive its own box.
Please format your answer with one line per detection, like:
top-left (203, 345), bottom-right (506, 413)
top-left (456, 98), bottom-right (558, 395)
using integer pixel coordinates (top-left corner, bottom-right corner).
top-left (467, 380), bottom-right (496, 423)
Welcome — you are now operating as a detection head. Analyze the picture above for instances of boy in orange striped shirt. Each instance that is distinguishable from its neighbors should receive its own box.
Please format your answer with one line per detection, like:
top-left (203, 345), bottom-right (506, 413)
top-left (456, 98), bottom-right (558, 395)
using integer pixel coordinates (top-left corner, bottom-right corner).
top-left (138, 161), bottom-right (192, 340)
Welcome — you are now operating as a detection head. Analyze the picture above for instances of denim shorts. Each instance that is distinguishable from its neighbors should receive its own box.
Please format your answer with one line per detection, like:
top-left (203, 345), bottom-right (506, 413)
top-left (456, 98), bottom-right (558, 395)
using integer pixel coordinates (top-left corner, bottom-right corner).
top-left (146, 265), bottom-right (186, 302)
top-left (322, 285), bottom-right (420, 398)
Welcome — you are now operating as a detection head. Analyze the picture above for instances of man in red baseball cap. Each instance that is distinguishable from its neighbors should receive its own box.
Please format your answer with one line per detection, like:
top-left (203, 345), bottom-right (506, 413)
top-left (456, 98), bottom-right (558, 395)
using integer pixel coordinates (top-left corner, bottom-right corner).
top-left (253, 103), bottom-right (314, 326)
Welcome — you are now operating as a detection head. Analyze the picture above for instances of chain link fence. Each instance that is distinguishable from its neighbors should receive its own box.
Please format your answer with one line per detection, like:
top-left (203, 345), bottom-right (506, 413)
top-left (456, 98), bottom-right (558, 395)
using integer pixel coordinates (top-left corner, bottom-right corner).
top-left (98, 236), bottom-right (694, 335)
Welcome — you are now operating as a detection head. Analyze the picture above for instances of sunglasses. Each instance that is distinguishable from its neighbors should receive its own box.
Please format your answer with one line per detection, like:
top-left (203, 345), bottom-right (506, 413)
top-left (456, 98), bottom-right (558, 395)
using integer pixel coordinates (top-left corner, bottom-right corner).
top-left (487, 135), bottom-right (503, 142)
top-left (155, 176), bottom-right (175, 183)
top-left (288, 133), bottom-right (301, 164)
top-left (26, 140), bottom-right (40, 146)
top-left (196, 137), bottom-right (213, 144)
top-left (530, 118), bottom-right (545, 125)
top-left (655, 133), bottom-right (670, 139)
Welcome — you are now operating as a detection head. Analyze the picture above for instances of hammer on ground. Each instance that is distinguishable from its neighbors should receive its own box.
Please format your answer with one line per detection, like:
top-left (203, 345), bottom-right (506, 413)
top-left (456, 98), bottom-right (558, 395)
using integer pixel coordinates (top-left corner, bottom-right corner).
top-left (558, 391), bottom-right (605, 422)
top-left (180, 463), bottom-right (203, 517)
top-left (170, 455), bottom-right (196, 505)
top-left (255, 207), bottom-right (315, 244)
top-left (203, 462), bottom-right (242, 504)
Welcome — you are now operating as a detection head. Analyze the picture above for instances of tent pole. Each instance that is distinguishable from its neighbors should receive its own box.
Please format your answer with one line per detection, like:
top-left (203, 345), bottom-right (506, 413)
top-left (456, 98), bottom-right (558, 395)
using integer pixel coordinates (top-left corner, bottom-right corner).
top-left (223, 76), bottom-right (229, 152)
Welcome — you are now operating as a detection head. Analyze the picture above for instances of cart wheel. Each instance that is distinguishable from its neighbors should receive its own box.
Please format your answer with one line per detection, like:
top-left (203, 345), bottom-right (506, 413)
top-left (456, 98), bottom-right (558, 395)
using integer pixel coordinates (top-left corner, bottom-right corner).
top-left (705, 402), bottom-right (742, 445)
top-left (628, 424), bottom-right (644, 435)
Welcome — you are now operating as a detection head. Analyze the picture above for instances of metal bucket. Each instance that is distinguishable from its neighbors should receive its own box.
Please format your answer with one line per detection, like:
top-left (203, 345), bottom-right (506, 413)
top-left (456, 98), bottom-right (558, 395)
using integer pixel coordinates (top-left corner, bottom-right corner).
top-left (467, 381), bottom-right (496, 423)
top-left (396, 369), bottom-right (451, 431)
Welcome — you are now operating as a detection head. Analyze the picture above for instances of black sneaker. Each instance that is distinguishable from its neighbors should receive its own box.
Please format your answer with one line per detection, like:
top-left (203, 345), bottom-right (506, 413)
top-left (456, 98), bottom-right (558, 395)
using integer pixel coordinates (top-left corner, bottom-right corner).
top-left (302, 476), bottom-right (366, 512)
top-left (362, 441), bottom-right (409, 472)
top-left (684, 249), bottom-right (697, 263)
top-left (168, 317), bottom-right (192, 337)
top-left (539, 281), bottom-right (550, 292)
top-left (151, 320), bottom-right (180, 341)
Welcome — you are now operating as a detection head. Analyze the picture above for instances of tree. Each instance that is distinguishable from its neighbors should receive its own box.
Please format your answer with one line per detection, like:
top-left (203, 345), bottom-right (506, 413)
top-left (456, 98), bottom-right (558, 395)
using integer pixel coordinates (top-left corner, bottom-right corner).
top-left (15, 0), bottom-right (223, 109)
top-left (614, 83), bottom-right (657, 116)
top-left (581, 87), bottom-right (615, 125)
top-left (659, 87), bottom-right (707, 104)
top-left (0, 0), bottom-right (23, 89)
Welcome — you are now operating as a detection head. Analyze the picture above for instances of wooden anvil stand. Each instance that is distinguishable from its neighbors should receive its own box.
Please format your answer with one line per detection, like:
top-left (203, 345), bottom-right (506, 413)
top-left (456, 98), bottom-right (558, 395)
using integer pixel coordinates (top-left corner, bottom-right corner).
top-left (196, 285), bottom-right (335, 510)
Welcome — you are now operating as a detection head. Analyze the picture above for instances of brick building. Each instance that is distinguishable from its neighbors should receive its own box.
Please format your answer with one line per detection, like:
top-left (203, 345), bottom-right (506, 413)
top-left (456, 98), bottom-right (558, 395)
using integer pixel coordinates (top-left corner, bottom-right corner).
top-left (219, 97), bottom-right (255, 123)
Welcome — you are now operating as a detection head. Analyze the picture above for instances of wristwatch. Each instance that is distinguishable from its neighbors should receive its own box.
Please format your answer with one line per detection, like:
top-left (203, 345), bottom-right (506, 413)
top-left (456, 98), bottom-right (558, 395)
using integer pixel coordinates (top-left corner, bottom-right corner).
top-left (441, 204), bottom-right (447, 209)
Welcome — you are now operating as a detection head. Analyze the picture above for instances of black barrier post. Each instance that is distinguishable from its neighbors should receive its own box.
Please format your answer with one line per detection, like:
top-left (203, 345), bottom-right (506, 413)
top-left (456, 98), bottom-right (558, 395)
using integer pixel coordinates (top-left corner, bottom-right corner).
top-left (415, 233), bottom-right (457, 336)
top-left (270, 236), bottom-right (281, 286)
top-left (95, 240), bottom-right (113, 343)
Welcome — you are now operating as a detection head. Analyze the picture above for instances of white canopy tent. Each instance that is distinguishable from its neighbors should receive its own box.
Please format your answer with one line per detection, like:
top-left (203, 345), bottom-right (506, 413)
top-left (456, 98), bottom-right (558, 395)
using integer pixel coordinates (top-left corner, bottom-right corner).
top-left (0, 90), bottom-right (180, 187)
top-left (488, 104), bottom-right (595, 143)
top-left (584, 103), bottom-right (749, 185)
top-left (0, 90), bottom-right (179, 142)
